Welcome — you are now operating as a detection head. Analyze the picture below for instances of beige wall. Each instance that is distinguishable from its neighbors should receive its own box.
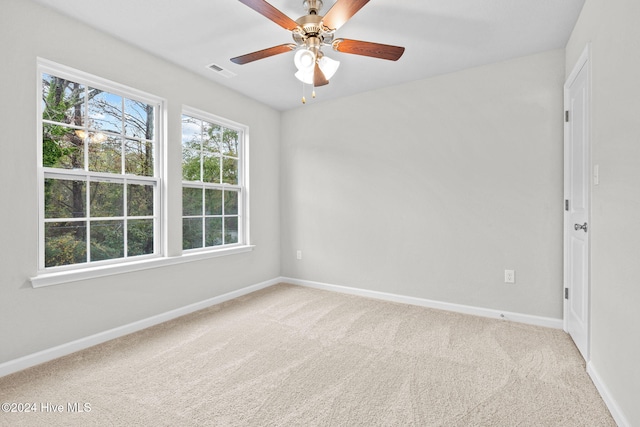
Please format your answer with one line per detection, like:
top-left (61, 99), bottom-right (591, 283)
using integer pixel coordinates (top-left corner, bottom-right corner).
top-left (281, 50), bottom-right (565, 319)
top-left (566, 0), bottom-right (640, 424)
top-left (4, 0), bottom-right (636, 423)
top-left (0, 0), bottom-right (281, 363)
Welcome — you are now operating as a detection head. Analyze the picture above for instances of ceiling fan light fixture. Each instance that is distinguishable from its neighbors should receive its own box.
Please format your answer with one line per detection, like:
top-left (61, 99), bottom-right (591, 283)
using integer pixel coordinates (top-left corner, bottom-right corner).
top-left (294, 69), bottom-right (314, 85)
top-left (294, 48), bottom-right (316, 71)
top-left (318, 56), bottom-right (340, 80)
top-left (294, 54), bottom-right (340, 84)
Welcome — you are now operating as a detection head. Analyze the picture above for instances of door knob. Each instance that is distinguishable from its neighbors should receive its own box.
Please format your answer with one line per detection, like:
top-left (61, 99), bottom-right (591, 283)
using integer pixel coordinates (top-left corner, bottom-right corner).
top-left (574, 222), bottom-right (588, 232)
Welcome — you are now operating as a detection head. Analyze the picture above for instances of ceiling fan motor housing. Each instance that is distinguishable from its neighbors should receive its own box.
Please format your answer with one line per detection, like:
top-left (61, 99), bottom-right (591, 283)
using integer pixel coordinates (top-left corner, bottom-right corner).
top-left (296, 14), bottom-right (323, 35)
top-left (293, 14), bottom-right (335, 48)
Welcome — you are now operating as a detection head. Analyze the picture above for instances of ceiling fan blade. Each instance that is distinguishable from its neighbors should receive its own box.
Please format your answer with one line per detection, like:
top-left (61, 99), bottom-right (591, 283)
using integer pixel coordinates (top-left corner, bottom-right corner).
top-left (237, 0), bottom-right (299, 31)
top-left (332, 39), bottom-right (405, 61)
top-left (230, 44), bottom-right (296, 65)
top-left (314, 62), bottom-right (329, 87)
top-left (322, 0), bottom-right (370, 30)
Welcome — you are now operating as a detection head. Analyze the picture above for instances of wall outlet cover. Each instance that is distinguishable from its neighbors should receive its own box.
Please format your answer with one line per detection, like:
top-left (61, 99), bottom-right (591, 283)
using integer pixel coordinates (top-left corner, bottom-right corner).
top-left (505, 270), bottom-right (515, 283)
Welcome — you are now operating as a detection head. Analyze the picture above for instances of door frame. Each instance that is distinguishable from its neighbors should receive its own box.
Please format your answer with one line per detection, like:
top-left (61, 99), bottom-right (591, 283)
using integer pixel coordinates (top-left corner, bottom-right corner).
top-left (563, 43), bottom-right (591, 360)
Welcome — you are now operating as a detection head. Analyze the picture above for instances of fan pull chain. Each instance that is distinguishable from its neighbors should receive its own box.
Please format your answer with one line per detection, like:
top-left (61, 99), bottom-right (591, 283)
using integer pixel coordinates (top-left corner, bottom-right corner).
top-left (301, 83), bottom-right (317, 104)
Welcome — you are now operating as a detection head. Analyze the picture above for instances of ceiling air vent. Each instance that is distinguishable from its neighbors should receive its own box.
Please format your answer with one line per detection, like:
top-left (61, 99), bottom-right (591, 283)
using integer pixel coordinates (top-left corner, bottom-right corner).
top-left (207, 63), bottom-right (237, 79)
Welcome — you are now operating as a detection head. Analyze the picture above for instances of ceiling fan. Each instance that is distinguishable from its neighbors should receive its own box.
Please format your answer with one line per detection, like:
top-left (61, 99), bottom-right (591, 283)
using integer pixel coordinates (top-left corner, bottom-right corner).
top-left (230, 0), bottom-right (405, 92)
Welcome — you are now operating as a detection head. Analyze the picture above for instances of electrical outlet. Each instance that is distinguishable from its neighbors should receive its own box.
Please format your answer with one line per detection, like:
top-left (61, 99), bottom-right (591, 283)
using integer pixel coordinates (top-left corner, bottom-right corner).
top-left (504, 270), bottom-right (515, 284)
top-left (296, 250), bottom-right (302, 260)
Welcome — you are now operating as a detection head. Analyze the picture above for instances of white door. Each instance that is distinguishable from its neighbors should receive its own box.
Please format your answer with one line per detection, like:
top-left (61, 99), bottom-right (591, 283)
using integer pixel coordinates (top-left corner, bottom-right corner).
top-left (564, 46), bottom-right (591, 361)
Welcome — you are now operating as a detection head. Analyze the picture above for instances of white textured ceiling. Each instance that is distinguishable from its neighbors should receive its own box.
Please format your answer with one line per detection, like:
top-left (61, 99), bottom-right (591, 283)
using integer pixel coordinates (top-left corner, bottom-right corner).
top-left (32, 0), bottom-right (585, 111)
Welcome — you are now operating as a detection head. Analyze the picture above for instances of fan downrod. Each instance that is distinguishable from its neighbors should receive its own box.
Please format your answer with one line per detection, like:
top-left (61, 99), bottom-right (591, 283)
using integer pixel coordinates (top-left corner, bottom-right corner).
top-left (303, 0), bottom-right (323, 15)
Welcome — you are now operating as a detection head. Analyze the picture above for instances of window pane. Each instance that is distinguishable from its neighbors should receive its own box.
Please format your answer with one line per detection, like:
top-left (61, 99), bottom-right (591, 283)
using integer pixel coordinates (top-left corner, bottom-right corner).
top-left (222, 128), bottom-right (238, 156)
top-left (182, 116), bottom-right (202, 183)
top-left (205, 189), bottom-right (223, 215)
top-left (128, 184), bottom-right (154, 217)
top-left (222, 157), bottom-right (238, 184)
top-left (182, 147), bottom-right (201, 181)
top-left (182, 114), bottom-right (202, 142)
top-left (124, 139), bottom-right (154, 177)
top-left (124, 99), bottom-right (154, 139)
top-left (203, 122), bottom-right (221, 153)
top-left (42, 74), bottom-right (85, 126)
top-left (224, 190), bottom-right (238, 215)
top-left (182, 115), bottom-right (201, 148)
top-left (45, 221), bottom-right (87, 267)
top-left (90, 220), bottom-right (124, 261)
top-left (183, 187), bottom-right (202, 216)
top-left (43, 124), bottom-right (84, 169)
top-left (90, 181), bottom-right (124, 217)
top-left (89, 134), bottom-right (121, 174)
top-left (205, 217), bottom-right (223, 247)
top-left (203, 152), bottom-right (221, 183)
top-left (225, 217), bottom-right (238, 244)
top-left (183, 218), bottom-right (203, 249)
top-left (45, 178), bottom-right (86, 218)
top-left (128, 219), bottom-right (154, 256)
top-left (88, 90), bottom-right (122, 134)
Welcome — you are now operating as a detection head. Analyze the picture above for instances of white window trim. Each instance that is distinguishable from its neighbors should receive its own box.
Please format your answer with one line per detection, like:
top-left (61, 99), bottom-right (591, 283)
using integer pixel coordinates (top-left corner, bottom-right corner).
top-left (30, 245), bottom-right (255, 288)
top-left (181, 105), bottom-right (251, 253)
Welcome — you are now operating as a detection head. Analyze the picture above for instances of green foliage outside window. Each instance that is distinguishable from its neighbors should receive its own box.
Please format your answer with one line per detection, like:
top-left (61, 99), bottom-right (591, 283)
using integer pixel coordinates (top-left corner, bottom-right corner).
top-left (181, 114), bottom-right (241, 250)
top-left (42, 73), bottom-right (156, 268)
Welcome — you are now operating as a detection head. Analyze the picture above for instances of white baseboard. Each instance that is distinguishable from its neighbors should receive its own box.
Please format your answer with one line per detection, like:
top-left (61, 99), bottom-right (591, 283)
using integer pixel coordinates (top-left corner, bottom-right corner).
top-left (0, 277), bottom-right (280, 378)
top-left (587, 362), bottom-right (630, 427)
top-left (281, 277), bottom-right (564, 329)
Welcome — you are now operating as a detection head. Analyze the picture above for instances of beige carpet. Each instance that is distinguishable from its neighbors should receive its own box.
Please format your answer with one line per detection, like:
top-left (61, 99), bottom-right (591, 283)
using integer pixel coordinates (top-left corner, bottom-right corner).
top-left (0, 283), bottom-right (614, 426)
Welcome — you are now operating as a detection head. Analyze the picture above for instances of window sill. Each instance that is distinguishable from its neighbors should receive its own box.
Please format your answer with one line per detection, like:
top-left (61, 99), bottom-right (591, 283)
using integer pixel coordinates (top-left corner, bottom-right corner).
top-left (30, 245), bottom-right (255, 288)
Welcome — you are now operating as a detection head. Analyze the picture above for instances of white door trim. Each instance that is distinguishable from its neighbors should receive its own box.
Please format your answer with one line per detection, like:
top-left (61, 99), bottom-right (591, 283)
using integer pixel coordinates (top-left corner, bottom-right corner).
top-left (563, 43), bottom-right (591, 361)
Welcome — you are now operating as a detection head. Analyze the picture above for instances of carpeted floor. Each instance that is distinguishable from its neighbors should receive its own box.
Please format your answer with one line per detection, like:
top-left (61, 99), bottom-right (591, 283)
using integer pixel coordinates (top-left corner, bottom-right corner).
top-left (0, 283), bottom-right (615, 426)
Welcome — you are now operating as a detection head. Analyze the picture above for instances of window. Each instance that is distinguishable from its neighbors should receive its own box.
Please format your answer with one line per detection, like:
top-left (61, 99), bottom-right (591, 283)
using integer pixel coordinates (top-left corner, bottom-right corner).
top-left (181, 108), bottom-right (247, 251)
top-left (38, 61), bottom-right (162, 271)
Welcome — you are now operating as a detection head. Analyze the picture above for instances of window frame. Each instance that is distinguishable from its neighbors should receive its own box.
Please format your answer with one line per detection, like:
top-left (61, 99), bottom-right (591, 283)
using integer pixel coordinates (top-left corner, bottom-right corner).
top-left (181, 106), bottom-right (250, 253)
top-left (36, 58), bottom-right (165, 275)
top-left (31, 60), bottom-right (254, 289)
